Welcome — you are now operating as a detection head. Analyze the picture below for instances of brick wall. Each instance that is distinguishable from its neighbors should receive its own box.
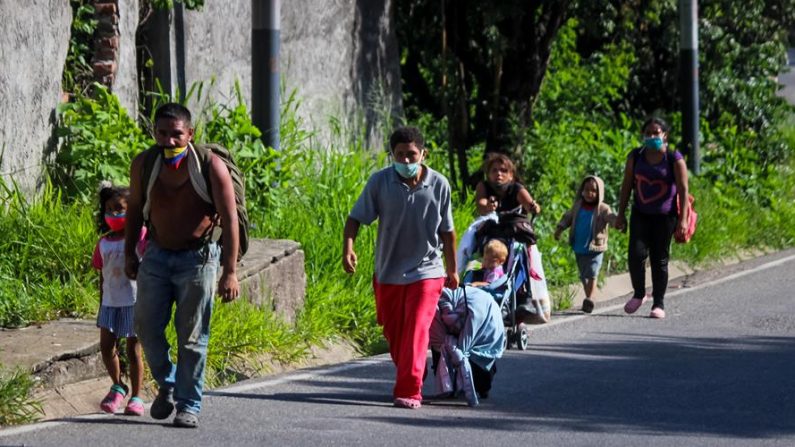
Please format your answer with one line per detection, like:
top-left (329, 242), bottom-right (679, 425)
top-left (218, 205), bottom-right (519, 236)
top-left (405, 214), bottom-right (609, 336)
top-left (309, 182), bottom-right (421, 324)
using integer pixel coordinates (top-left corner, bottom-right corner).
top-left (92, 1), bottom-right (120, 87)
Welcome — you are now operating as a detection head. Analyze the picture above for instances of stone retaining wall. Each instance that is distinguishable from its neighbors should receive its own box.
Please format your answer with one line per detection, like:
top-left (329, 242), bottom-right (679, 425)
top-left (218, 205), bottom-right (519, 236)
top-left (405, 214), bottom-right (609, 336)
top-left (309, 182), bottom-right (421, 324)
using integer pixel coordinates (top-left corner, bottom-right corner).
top-left (236, 239), bottom-right (306, 324)
top-left (0, 0), bottom-right (71, 192)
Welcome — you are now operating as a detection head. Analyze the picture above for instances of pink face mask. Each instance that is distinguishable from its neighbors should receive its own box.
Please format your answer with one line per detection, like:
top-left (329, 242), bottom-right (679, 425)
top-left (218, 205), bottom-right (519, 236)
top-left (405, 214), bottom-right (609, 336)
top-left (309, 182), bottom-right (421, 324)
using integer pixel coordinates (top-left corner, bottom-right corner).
top-left (104, 214), bottom-right (126, 232)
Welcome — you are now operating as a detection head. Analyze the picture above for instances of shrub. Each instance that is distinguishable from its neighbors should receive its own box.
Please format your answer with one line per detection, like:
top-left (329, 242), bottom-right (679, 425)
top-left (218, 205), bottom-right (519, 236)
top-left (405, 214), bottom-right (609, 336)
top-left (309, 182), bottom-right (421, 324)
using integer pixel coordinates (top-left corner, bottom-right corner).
top-left (54, 85), bottom-right (150, 199)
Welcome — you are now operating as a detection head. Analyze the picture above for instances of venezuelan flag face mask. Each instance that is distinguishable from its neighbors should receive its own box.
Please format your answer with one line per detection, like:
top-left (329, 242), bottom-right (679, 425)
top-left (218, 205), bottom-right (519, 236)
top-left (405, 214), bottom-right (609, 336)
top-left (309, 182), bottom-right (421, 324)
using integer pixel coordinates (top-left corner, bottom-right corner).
top-left (163, 145), bottom-right (188, 169)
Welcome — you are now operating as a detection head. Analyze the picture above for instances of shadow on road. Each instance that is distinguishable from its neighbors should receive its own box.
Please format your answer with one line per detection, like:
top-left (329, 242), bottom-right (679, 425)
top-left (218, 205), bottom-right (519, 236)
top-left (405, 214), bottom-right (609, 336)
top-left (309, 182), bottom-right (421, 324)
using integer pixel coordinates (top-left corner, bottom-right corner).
top-left (54, 417), bottom-right (168, 428)
top-left (208, 390), bottom-right (388, 408)
top-left (355, 334), bottom-right (794, 439)
top-left (209, 333), bottom-right (794, 439)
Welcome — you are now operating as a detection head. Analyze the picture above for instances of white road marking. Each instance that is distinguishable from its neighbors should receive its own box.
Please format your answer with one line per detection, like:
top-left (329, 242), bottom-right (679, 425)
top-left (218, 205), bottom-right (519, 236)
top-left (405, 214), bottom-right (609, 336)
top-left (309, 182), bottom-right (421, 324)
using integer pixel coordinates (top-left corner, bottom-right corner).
top-left (533, 253), bottom-right (795, 330)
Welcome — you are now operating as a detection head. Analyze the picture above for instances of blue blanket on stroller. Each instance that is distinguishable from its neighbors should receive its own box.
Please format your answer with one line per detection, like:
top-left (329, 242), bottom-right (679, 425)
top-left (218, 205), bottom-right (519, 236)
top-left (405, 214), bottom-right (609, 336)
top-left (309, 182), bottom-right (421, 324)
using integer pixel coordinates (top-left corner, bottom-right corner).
top-left (429, 286), bottom-right (505, 406)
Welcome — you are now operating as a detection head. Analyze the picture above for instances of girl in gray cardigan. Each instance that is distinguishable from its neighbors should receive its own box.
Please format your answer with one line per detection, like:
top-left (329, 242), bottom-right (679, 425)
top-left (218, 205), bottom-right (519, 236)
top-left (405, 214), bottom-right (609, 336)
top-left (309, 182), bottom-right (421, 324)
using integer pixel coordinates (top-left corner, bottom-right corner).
top-left (554, 175), bottom-right (618, 313)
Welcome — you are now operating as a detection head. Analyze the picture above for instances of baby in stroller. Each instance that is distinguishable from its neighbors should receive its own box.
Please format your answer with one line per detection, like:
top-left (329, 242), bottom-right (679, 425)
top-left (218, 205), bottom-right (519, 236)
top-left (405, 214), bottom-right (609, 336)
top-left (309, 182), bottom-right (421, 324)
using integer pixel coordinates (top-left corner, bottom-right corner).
top-left (457, 221), bottom-right (551, 350)
top-left (428, 286), bottom-right (505, 407)
top-left (467, 239), bottom-right (508, 288)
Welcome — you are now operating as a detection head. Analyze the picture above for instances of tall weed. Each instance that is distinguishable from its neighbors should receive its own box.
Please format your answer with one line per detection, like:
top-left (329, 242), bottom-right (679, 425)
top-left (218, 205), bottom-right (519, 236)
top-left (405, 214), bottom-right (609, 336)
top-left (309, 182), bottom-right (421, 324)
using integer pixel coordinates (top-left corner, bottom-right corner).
top-left (0, 180), bottom-right (96, 327)
top-left (0, 366), bottom-right (42, 426)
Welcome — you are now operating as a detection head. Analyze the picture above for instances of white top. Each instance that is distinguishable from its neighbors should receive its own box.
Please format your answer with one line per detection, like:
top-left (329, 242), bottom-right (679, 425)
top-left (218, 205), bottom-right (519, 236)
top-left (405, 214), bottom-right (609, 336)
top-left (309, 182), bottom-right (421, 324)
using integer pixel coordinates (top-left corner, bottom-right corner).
top-left (92, 229), bottom-right (147, 307)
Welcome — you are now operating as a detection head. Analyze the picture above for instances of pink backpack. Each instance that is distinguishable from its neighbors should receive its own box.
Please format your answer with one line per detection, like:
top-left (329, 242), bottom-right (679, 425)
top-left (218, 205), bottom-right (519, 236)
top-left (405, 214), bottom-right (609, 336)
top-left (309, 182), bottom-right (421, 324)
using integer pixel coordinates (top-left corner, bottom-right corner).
top-left (675, 194), bottom-right (698, 243)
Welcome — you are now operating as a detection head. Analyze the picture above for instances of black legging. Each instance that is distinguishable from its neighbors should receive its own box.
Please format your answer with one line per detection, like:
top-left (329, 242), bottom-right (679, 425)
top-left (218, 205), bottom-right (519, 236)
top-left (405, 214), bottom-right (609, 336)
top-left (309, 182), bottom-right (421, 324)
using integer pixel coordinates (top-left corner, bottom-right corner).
top-left (628, 210), bottom-right (677, 309)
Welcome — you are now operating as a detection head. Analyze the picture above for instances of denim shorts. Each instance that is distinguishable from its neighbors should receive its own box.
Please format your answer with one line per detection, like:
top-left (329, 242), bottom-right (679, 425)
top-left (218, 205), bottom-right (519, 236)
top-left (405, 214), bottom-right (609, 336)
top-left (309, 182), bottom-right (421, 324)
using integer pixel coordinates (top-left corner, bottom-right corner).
top-left (575, 252), bottom-right (604, 280)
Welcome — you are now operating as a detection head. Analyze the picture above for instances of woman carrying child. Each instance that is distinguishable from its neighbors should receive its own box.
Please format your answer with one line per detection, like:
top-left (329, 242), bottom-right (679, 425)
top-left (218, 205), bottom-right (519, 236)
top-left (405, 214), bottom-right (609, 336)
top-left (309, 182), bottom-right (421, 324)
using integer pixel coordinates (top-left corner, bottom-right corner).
top-left (554, 175), bottom-right (618, 313)
top-left (92, 183), bottom-right (147, 415)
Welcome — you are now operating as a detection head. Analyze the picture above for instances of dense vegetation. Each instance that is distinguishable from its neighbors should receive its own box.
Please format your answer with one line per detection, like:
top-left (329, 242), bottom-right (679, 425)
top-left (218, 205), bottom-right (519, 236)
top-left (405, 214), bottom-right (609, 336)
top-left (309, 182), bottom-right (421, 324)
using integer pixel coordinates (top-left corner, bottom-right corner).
top-left (397, 0), bottom-right (795, 193)
top-left (1, 0), bottom-right (793, 424)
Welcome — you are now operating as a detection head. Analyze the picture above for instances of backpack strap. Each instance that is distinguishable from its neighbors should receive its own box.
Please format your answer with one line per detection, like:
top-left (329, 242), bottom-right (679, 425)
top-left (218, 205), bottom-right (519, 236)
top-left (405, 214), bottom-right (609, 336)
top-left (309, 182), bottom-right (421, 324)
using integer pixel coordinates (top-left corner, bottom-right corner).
top-left (189, 144), bottom-right (216, 201)
top-left (631, 147), bottom-right (677, 177)
top-left (190, 144), bottom-right (225, 243)
top-left (140, 147), bottom-right (160, 222)
top-left (186, 143), bottom-right (212, 204)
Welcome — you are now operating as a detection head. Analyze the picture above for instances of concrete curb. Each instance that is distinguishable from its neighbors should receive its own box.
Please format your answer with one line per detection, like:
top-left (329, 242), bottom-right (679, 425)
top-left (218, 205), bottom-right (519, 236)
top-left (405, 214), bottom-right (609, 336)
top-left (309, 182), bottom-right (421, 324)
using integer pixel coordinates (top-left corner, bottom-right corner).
top-left (564, 249), bottom-right (768, 312)
top-left (32, 338), bottom-right (359, 421)
top-left (8, 247), bottom-right (794, 423)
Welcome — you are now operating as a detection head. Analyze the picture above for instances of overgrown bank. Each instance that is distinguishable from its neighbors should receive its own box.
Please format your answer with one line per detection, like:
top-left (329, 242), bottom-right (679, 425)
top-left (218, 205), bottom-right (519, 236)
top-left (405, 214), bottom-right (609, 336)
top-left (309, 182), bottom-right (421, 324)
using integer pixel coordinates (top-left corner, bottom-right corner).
top-left (0, 85), bottom-right (793, 424)
top-left (2, 5), bottom-right (795, 425)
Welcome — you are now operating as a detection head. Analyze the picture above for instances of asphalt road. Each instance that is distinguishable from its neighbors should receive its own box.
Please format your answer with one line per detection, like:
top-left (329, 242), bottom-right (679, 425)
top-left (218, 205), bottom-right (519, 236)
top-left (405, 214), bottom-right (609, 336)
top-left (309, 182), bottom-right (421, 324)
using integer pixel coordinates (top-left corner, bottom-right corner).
top-left (2, 250), bottom-right (794, 447)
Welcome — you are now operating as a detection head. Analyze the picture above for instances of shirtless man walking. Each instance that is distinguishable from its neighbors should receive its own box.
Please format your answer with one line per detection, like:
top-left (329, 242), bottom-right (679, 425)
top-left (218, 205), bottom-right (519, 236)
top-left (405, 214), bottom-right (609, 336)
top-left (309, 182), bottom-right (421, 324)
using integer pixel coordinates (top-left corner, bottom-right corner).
top-left (125, 103), bottom-right (240, 428)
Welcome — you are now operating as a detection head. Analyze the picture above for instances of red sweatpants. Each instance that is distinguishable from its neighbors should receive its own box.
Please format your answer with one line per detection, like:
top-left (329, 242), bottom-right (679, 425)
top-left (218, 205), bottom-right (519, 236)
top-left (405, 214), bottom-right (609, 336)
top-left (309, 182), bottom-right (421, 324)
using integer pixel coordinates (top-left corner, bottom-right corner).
top-left (373, 277), bottom-right (445, 400)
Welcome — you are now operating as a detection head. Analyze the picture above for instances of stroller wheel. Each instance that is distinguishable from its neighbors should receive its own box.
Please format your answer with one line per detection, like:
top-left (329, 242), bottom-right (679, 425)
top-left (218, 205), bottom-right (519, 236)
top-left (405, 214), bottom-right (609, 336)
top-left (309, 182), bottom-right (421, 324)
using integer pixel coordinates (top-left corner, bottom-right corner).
top-left (516, 325), bottom-right (529, 351)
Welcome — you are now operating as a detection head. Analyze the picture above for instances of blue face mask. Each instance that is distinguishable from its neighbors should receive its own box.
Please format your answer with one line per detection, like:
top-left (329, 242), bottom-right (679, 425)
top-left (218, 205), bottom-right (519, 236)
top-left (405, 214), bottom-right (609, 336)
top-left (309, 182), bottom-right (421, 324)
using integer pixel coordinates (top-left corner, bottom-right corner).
top-left (394, 161), bottom-right (421, 179)
top-left (644, 136), bottom-right (665, 151)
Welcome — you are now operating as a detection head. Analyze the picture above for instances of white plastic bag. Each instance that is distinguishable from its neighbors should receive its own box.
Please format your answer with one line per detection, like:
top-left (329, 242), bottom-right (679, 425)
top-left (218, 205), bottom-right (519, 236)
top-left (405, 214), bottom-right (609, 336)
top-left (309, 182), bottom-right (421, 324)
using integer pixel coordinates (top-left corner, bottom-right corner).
top-left (528, 245), bottom-right (551, 323)
top-left (455, 213), bottom-right (498, 272)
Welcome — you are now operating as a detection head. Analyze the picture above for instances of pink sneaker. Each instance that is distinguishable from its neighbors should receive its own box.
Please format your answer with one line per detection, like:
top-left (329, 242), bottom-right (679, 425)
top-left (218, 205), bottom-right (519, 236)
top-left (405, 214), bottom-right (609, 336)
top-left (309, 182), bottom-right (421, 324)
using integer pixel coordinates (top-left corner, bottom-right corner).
top-left (623, 296), bottom-right (648, 314)
top-left (649, 308), bottom-right (666, 319)
top-left (124, 396), bottom-right (145, 416)
top-left (100, 384), bottom-right (127, 414)
top-left (393, 397), bottom-right (422, 409)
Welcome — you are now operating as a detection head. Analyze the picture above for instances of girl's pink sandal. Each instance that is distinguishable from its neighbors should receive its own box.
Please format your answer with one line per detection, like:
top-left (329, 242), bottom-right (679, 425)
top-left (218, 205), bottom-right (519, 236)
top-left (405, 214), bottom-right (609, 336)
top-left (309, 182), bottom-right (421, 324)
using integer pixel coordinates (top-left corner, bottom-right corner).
top-left (100, 384), bottom-right (127, 414)
top-left (623, 295), bottom-right (648, 314)
top-left (124, 396), bottom-right (145, 416)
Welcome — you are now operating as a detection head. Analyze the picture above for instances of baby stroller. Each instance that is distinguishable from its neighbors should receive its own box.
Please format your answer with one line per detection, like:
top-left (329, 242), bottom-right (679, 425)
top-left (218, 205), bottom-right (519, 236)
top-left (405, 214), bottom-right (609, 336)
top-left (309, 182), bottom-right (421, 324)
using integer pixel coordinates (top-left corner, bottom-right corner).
top-left (457, 215), bottom-right (552, 351)
top-left (428, 286), bottom-right (505, 406)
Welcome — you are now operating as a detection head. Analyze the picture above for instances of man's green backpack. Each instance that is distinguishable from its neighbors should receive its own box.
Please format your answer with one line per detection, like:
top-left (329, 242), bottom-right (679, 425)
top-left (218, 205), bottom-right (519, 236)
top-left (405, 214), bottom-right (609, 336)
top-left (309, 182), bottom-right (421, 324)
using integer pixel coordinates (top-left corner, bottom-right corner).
top-left (140, 143), bottom-right (250, 260)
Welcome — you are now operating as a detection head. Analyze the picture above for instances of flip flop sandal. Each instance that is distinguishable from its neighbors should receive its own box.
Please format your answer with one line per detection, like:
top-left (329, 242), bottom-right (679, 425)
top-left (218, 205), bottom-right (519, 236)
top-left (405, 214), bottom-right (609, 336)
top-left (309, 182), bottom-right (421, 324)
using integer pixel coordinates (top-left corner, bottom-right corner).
top-left (393, 397), bottom-right (422, 409)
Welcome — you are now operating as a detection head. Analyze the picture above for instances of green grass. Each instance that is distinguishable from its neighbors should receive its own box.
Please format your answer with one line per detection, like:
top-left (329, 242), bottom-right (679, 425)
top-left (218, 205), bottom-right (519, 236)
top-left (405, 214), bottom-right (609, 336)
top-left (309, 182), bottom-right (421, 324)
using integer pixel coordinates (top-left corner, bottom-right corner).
top-left (0, 181), bottom-right (96, 328)
top-left (0, 366), bottom-right (43, 426)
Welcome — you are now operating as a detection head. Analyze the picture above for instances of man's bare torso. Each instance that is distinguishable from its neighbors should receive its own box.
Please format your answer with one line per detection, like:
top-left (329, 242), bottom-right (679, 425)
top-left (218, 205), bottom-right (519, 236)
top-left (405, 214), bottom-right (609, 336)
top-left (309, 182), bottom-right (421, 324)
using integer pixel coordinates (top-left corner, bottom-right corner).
top-left (148, 165), bottom-right (216, 250)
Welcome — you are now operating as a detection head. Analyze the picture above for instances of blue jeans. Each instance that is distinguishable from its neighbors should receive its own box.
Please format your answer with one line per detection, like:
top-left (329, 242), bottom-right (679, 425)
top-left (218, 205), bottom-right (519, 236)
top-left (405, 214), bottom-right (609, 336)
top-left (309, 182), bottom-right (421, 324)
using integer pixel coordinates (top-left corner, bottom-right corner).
top-left (134, 240), bottom-right (220, 415)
